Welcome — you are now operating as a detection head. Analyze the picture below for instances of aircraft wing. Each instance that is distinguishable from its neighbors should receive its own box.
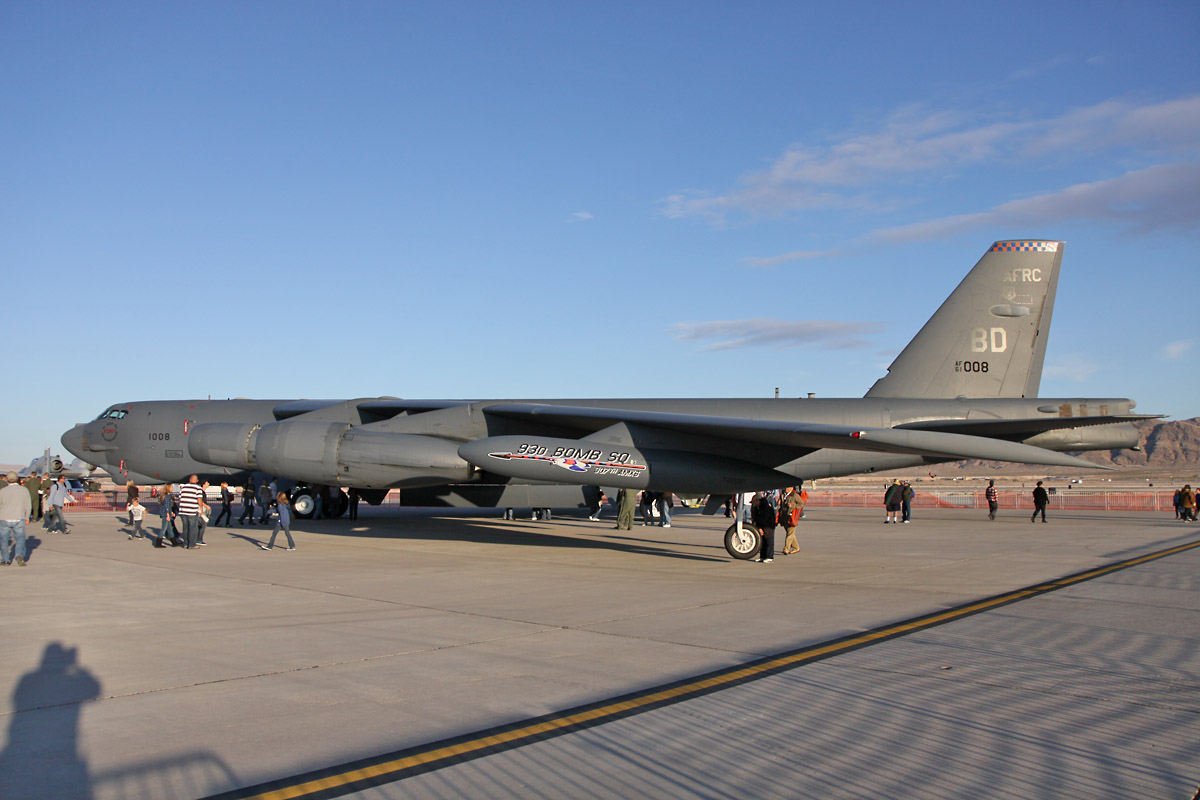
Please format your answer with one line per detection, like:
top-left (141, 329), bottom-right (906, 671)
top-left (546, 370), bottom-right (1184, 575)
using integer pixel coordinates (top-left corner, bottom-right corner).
top-left (473, 403), bottom-right (1112, 471)
top-left (273, 398), bottom-right (471, 422)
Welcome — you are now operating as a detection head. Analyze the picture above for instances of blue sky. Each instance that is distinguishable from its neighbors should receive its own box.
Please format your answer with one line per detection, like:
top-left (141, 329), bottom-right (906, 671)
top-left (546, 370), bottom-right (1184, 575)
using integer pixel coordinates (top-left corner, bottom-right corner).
top-left (2, 1), bottom-right (1198, 463)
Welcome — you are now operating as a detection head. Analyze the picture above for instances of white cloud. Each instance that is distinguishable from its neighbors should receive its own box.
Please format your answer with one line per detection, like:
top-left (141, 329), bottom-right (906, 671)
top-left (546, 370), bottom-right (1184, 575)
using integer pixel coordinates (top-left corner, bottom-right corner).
top-left (742, 249), bottom-right (835, 268)
top-left (871, 162), bottom-right (1200, 242)
top-left (1043, 357), bottom-right (1099, 382)
top-left (1162, 340), bottom-right (1195, 360)
top-left (1024, 96), bottom-right (1200, 156)
top-left (662, 95), bottom-right (1200, 225)
top-left (568, 211), bottom-right (594, 222)
top-left (1006, 54), bottom-right (1073, 82)
top-left (671, 318), bottom-right (882, 351)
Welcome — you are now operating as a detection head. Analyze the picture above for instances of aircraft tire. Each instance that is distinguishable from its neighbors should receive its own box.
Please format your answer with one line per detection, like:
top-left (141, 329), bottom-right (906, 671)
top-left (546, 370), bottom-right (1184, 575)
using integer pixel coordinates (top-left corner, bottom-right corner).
top-left (291, 487), bottom-right (316, 519)
top-left (724, 522), bottom-right (760, 560)
top-left (331, 489), bottom-right (348, 519)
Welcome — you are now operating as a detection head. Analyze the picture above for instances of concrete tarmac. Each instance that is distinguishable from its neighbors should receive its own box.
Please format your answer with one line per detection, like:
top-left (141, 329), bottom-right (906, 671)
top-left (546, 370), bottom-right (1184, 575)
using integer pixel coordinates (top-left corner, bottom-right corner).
top-left (0, 506), bottom-right (1196, 799)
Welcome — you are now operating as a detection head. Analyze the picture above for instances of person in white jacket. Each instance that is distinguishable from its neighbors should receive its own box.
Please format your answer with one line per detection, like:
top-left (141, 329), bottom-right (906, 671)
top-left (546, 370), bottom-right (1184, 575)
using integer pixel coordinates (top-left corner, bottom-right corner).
top-left (0, 472), bottom-right (33, 566)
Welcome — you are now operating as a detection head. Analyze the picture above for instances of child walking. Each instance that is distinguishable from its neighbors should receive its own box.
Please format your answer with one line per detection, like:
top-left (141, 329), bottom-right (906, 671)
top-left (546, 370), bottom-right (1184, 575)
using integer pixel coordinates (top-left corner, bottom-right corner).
top-left (127, 496), bottom-right (146, 540)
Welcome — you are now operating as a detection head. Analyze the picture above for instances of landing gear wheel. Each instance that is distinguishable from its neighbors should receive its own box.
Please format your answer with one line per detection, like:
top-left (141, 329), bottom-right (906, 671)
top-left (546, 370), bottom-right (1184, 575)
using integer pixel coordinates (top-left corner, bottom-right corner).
top-left (291, 488), bottom-right (316, 519)
top-left (724, 522), bottom-right (761, 560)
top-left (331, 489), bottom-right (348, 519)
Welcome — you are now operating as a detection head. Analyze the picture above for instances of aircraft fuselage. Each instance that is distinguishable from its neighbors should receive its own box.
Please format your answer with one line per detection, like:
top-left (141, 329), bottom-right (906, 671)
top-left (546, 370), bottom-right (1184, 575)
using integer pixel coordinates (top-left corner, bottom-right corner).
top-left (63, 396), bottom-right (1140, 492)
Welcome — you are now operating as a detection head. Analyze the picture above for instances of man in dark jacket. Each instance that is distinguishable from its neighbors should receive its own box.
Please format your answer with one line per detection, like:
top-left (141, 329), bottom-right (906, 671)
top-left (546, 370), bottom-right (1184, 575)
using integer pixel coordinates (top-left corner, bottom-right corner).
top-left (257, 479), bottom-right (274, 524)
top-left (884, 480), bottom-right (903, 524)
top-left (751, 493), bottom-right (777, 563)
top-left (239, 478), bottom-right (256, 525)
top-left (1032, 481), bottom-right (1050, 523)
top-left (640, 491), bottom-right (657, 526)
top-left (214, 482), bottom-right (234, 526)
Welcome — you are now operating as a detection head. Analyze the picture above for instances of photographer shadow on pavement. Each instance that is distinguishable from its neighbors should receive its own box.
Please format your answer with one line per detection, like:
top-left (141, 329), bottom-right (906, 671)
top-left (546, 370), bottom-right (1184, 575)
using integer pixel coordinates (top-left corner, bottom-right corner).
top-left (0, 642), bottom-right (101, 799)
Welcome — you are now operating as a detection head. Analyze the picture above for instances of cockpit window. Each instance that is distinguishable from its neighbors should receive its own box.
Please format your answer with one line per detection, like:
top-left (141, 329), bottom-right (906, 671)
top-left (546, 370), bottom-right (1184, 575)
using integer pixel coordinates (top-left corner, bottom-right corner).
top-left (96, 409), bottom-right (128, 420)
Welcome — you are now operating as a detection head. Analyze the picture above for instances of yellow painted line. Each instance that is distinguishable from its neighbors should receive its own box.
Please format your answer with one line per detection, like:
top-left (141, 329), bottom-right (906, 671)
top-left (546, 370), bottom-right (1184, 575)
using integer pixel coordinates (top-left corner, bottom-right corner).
top-left (213, 537), bottom-right (1200, 800)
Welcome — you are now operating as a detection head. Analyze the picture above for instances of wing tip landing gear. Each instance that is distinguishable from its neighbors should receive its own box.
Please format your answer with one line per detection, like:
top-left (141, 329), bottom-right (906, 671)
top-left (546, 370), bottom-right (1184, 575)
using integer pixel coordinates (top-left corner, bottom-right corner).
top-left (724, 522), bottom-right (761, 560)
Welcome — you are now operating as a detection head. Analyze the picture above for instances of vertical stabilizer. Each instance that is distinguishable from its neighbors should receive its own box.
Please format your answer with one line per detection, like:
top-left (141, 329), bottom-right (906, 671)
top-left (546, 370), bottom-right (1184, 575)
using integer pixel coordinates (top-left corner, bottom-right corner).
top-left (864, 240), bottom-right (1062, 399)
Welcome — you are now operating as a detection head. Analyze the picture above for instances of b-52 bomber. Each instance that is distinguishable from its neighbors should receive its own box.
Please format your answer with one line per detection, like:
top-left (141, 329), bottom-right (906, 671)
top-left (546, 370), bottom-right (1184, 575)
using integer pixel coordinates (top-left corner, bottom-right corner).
top-left (62, 240), bottom-right (1154, 558)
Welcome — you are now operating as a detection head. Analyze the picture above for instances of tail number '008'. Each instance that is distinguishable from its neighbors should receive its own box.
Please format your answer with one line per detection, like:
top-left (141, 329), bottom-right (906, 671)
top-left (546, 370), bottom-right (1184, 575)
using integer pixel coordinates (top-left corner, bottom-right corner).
top-left (955, 361), bottom-right (989, 373)
top-left (149, 432), bottom-right (170, 441)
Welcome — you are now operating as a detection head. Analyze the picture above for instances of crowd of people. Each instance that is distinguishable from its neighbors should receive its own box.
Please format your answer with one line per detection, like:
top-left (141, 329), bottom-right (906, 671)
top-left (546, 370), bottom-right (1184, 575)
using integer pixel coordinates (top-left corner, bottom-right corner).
top-left (5, 472), bottom-right (1198, 568)
top-left (583, 487), bottom-right (810, 564)
top-left (138, 475), bottom-right (296, 551)
top-left (0, 472), bottom-right (362, 563)
top-left (0, 471), bottom-right (82, 566)
top-left (1173, 485), bottom-right (1197, 521)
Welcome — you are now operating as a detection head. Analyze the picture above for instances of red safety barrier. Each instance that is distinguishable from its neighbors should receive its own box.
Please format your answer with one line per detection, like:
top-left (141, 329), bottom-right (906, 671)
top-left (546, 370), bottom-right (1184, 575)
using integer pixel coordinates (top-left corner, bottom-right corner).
top-left (62, 493), bottom-right (126, 512)
top-left (54, 488), bottom-right (1183, 514)
top-left (803, 490), bottom-right (1175, 512)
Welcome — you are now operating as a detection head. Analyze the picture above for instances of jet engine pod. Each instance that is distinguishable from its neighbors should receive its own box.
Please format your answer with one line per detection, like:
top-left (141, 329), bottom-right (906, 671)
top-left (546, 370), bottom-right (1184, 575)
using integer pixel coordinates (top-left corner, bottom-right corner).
top-left (188, 423), bottom-right (261, 470)
top-left (335, 429), bottom-right (475, 488)
top-left (1023, 422), bottom-right (1140, 452)
top-left (458, 435), bottom-right (792, 493)
top-left (253, 421), bottom-right (474, 489)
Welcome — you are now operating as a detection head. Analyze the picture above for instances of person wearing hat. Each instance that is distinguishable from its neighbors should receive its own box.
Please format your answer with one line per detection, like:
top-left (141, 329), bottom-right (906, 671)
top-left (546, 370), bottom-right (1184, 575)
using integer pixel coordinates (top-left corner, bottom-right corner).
top-left (0, 472), bottom-right (33, 566)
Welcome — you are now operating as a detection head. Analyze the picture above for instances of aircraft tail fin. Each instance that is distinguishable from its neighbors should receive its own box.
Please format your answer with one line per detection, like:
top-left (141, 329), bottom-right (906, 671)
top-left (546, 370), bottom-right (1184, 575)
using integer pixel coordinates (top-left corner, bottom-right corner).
top-left (864, 240), bottom-right (1063, 399)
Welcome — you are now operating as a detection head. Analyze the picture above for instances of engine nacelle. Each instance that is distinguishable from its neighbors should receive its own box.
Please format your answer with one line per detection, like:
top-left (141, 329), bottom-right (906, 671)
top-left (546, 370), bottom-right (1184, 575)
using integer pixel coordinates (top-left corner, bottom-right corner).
top-left (189, 421), bottom-right (474, 488)
top-left (188, 423), bottom-right (261, 470)
top-left (458, 435), bottom-right (793, 493)
top-left (1023, 422), bottom-right (1140, 452)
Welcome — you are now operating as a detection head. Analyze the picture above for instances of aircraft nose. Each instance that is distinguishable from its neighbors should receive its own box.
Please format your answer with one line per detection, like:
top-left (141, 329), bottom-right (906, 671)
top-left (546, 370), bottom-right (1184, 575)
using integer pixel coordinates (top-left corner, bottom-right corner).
top-left (61, 424), bottom-right (88, 460)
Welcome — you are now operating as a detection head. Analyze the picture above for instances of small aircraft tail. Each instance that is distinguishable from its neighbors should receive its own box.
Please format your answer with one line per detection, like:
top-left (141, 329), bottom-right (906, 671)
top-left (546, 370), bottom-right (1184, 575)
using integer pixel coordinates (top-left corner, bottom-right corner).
top-left (864, 240), bottom-right (1063, 399)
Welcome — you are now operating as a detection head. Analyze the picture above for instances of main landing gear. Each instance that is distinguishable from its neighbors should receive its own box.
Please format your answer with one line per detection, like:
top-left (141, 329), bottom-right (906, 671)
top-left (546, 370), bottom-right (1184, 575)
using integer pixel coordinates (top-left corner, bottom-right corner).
top-left (289, 486), bottom-right (349, 519)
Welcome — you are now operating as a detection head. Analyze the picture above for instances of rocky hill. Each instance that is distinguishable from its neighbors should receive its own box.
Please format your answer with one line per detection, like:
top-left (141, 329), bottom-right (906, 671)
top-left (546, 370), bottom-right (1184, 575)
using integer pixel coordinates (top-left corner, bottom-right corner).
top-left (1074, 416), bottom-right (1200, 469)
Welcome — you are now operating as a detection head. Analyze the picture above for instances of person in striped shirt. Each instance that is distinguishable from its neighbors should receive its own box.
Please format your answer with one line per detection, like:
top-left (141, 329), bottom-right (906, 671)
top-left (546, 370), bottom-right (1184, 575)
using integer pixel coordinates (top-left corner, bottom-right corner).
top-left (177, 475), bottom-right (206, 550)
